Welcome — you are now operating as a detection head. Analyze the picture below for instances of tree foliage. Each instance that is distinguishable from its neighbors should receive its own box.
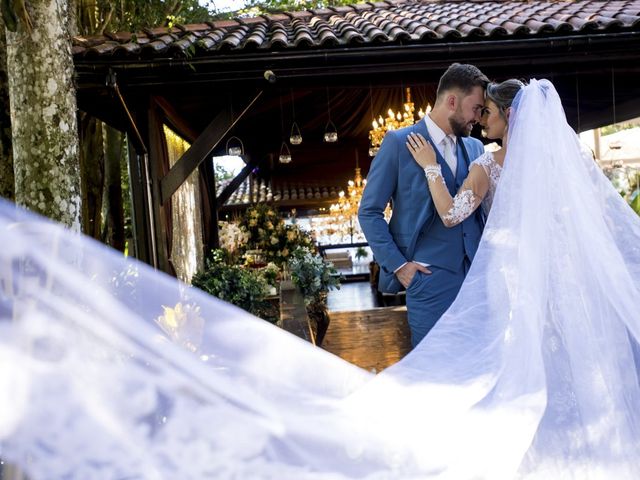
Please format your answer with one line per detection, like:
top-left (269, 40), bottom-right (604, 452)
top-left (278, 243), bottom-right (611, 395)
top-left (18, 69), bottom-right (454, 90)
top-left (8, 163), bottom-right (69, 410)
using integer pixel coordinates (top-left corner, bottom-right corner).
top-left (74, 0), bottom-right (362, 33)
top-left (77, 0), bottom-right (216, 35)
top-left (231, 0), bottom-right (359, 17)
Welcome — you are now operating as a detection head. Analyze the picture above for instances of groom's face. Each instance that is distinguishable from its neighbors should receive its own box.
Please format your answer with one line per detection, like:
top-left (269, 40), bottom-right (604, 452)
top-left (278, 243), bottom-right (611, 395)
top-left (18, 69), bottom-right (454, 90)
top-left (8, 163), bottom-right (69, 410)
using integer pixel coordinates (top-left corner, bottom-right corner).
top-left (449, 86), bottom-right (485, 137)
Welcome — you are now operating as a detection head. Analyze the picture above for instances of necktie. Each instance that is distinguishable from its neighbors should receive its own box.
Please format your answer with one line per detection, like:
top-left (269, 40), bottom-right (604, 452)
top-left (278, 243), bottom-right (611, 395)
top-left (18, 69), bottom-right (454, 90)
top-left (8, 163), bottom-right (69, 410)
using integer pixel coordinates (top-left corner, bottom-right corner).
top-left (442, 135), bottom-right (457, 177)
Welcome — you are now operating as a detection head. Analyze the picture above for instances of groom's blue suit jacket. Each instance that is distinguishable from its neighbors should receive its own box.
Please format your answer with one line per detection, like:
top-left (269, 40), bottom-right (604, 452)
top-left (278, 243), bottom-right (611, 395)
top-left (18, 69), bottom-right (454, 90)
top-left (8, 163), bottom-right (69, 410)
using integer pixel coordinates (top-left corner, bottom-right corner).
top-left (358, 121), bottom-right (485, 293)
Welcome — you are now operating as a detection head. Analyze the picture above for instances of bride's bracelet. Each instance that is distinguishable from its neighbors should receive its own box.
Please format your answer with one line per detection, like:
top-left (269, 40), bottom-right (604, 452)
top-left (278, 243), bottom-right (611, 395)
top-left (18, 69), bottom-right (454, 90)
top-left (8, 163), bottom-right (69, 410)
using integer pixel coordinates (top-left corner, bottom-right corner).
top-left (423, 164), bottom-right (442, 183)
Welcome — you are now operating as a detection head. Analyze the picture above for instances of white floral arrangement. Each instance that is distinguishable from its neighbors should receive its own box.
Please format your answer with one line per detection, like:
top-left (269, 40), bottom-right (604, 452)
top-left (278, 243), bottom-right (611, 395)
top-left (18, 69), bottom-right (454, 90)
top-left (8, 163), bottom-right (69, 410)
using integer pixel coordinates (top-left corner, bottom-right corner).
top-left (218, 221), bottom-right (249, 253)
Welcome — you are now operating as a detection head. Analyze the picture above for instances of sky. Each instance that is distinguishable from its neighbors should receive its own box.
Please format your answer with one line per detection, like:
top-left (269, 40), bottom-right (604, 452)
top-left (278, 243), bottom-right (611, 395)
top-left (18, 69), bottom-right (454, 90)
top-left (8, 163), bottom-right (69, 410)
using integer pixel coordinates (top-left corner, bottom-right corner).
top-left (215, 155), bottom-right (246, 175)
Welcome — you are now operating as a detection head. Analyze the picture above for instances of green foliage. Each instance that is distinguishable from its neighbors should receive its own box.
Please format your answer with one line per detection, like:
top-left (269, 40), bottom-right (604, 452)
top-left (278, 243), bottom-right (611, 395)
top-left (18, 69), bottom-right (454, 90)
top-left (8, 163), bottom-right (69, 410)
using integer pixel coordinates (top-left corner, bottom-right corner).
top-left (214, 162), bottom-right (234, 191)
top-left (630, 190), bottom-right (640, 215)
top-left (77, 0), bottom-right (364, 33)
top-left (355, 246), bottom-right (368, 260)
top-left (76, 0), bottom-right (364, 33)
top-left (77, 0), bottom-right (217, 35)
top-left (600, 121), bottom-right (639, 137)
top-left (288, 247), bottom-right (340, 305)
top-left (211, 0), bottom-right (361, 18)
top-left (238, 204), bottom-right (315, 266)
top-left (602, 165), bottom-right (640, 216)
top-left (192, 249), bottom-right (277, 322)
top-left (261, 262), bottom-right (280, 287)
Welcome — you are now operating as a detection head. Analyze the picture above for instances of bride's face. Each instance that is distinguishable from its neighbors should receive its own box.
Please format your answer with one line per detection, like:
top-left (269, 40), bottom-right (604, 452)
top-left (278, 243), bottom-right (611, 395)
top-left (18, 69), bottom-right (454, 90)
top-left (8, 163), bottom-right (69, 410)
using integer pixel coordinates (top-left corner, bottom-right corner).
top-left (479, 99), bottom-right (507, 140)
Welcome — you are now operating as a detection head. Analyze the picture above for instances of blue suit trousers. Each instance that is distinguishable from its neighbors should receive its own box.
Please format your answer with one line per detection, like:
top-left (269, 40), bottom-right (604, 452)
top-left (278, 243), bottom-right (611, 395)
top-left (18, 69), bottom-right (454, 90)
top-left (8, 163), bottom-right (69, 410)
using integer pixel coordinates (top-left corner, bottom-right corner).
top-left (405, 260), bottom-right (470, 348)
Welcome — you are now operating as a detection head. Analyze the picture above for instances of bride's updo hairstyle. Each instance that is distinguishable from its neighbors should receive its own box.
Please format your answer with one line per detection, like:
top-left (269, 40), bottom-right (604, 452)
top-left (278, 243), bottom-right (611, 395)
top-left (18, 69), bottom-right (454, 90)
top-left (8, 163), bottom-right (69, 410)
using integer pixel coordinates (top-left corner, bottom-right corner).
top-left (485, 79), bottom-right (526, 122)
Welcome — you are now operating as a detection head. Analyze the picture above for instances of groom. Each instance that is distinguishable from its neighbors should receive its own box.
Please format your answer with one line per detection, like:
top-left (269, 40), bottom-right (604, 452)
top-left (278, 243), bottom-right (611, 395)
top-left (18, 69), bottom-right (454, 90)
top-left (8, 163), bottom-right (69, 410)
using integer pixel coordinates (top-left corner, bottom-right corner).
top-left (359, 63), bottom-right (488, 348)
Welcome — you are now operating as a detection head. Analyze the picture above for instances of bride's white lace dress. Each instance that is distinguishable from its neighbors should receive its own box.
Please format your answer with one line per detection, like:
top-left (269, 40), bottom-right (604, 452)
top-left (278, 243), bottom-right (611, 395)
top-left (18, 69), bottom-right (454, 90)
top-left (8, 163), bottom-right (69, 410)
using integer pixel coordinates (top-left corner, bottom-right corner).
top-left (1, 80), bottom-right (639, 479)
top-left (472, 150), bottom-right (502, 216)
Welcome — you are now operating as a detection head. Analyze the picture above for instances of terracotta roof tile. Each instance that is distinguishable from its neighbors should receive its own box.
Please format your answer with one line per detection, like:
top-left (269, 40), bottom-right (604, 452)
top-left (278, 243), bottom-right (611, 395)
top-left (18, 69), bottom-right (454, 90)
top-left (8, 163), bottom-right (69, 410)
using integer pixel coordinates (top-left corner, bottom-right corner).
top-left (238, 15), bottom-right (268, 26)
top-left (541, 17), bottom-right (573, 32)
top-left (87, 41), bottom-right (119, 56)
top-left (242, 24), bottom-right (268, 49)
top-left (223, 176), bottom-right (340, 206)
top-left (267, 23), bottom-right (289, 48)
top-left (103, 31), bottom-right (134, 42)
top-left (210, 19), bottom-right (240, 29)
top-left (289, 10), bottom-right (314, 20)
top-left (309, 7), bottom-right (336, 17)
top-left (219, 26), bottom-right (249, 49)
top-left (615, 13), bottom-right (640, 26)
top-left (183, 23), bottom-right (211, 32)
top-left (199, 29), bottom-right (226, 50)
top-left (510, 16), bottom-right (554, 34)
top-left (114, 43), bottom-right (142, 56)
top-left (291, 19), bottom-right (315, 47)
top-left (73, 0), bottom-right (640, 59)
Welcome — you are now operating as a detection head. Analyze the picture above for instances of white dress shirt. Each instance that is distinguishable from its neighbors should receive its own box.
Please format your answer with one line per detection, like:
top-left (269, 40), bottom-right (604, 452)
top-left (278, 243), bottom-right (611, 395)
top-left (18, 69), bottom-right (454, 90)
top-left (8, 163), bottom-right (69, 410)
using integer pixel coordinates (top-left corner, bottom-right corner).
top-left (423, 114), bottom-right (457, 177)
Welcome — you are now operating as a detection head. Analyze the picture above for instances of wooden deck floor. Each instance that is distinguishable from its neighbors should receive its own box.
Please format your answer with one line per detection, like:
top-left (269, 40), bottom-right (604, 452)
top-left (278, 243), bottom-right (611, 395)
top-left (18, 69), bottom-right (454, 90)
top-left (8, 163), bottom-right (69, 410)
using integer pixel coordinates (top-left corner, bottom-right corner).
top-left (321, 306), bottom-right (412, 372)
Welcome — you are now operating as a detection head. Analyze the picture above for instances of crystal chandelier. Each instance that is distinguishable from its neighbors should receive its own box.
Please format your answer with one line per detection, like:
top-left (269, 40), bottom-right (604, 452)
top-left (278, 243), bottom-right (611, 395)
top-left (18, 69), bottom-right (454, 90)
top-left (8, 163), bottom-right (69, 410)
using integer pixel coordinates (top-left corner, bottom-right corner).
top-left (329, 165), bottom-right (366, 219)
top-left (368, 88), bottom-right (430, 156)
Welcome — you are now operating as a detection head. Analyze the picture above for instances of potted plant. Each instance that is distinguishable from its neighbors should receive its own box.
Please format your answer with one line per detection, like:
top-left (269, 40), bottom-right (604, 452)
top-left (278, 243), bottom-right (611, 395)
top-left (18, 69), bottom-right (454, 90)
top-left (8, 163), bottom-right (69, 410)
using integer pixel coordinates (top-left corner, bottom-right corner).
top-left (287, 247), bottom-right (340, 346)
top-left (355, 246), bottom-right (369, 264)
top-left (192, 249), bottom-right (278, 323)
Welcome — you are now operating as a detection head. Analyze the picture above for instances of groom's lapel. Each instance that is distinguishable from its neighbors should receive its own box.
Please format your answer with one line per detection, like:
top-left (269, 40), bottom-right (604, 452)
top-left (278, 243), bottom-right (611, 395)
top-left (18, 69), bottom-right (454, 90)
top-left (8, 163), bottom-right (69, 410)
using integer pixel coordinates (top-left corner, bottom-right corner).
top-left (406, 121), bottom-right (450, 256)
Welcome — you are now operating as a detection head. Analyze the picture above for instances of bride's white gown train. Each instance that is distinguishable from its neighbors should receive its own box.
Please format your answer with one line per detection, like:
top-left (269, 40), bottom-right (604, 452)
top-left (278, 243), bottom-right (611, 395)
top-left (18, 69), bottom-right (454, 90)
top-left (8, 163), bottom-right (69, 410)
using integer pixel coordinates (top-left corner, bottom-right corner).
top-left (1, 80), bottom-right (639, 479)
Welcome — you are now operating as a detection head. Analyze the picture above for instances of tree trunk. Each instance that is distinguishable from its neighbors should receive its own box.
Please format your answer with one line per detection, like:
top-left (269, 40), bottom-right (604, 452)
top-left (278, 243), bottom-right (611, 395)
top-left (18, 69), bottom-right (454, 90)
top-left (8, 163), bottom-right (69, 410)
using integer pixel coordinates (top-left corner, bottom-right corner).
top-left (102, 124), bottom-right (125, 251)
top-left (0, 18), bottom-right (14, 201)
top-left (79, 112), bottom-right (104, 238)
top-left (6, 0), bottom-right (81, 229)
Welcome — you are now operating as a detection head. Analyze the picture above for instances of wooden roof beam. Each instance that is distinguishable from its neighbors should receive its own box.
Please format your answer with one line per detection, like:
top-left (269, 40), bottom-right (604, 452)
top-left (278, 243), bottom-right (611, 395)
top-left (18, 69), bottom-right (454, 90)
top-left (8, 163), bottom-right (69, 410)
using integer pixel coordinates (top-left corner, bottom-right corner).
top-left (159, 89), bottom-right (263, 204)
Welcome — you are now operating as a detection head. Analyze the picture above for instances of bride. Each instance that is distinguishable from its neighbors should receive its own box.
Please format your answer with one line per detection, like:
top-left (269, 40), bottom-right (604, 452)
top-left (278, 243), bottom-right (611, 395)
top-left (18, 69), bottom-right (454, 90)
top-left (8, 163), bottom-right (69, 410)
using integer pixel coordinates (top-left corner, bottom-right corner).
top-left (1, 79), bottom-right (639, 479)
top-left (406, 78), bottom-right (524, 224)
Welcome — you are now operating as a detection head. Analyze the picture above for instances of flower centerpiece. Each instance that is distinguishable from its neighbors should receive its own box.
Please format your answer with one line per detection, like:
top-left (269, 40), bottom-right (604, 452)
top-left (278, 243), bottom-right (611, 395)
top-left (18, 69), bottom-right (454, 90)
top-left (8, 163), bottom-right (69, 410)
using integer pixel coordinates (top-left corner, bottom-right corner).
top-left (238, 204), bottom-right (315, 267)
top-left (217, 220), bottom-right (250, 264)
top-left (193, 206), bottom-right (322, 326)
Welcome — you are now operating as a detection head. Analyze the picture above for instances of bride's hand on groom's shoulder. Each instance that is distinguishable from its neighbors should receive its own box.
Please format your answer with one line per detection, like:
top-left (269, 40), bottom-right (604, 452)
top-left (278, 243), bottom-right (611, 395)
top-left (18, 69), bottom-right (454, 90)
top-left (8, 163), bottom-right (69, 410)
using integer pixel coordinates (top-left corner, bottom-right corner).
top-left (406, 133), bottom-right (436, 168)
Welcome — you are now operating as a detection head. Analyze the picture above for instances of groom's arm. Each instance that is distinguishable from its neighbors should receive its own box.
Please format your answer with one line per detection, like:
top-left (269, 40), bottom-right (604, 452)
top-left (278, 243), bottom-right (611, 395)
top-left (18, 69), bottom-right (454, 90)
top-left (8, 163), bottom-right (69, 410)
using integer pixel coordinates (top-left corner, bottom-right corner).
top-left (358, 132), bottom-right (407, 274)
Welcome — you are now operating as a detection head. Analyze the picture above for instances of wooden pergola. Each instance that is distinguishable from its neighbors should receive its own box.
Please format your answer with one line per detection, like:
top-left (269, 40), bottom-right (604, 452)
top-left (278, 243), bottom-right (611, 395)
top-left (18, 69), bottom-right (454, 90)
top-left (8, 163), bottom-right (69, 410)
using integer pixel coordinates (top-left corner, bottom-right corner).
top-left (72, 0), bottom-right (640, 274)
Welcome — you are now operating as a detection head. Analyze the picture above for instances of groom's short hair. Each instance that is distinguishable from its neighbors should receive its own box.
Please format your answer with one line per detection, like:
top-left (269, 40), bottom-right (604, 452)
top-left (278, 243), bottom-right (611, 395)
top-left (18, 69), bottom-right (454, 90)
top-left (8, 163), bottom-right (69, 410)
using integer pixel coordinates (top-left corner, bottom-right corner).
top-left (437, 63), bottom-right (489, 98)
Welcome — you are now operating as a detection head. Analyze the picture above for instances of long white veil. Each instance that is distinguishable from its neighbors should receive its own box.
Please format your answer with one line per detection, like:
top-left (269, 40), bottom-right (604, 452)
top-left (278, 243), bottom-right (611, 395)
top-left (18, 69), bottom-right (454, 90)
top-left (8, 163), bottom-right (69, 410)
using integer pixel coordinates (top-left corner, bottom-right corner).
top-left (1, 79), bottom-right (639, 479)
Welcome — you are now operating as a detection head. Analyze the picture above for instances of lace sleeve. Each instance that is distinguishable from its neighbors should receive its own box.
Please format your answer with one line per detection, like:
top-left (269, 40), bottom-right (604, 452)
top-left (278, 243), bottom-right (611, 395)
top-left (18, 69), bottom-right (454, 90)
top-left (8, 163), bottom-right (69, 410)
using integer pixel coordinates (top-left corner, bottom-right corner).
top-left (424, 163), bottom-right (490, 227)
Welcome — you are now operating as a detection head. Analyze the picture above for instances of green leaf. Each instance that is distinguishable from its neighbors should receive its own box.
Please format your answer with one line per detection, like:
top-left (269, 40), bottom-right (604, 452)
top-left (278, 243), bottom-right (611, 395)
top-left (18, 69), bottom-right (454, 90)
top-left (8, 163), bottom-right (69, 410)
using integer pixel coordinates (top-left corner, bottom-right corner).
top-left (630, 190), bottom-right (640, 215)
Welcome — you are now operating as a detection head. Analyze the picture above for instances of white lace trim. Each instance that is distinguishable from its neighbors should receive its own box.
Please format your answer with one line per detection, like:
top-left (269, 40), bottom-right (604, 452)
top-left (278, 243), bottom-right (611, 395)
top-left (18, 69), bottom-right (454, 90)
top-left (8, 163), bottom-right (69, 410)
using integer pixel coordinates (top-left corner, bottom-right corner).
top-left (443, 189), bottom-right (478, 225)
top-left (471, 151), bottom-right (502, 215)
top-left (472, 151), bottom-right (502, 186)
top-left (424, 164), bottom-right (445, 186)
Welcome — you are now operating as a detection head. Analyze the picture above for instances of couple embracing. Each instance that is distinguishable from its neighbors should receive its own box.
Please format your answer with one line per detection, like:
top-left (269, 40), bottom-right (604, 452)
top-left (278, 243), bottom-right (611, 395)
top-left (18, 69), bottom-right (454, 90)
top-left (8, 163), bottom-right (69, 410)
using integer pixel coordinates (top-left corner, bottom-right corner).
top-left (360, 63), bottom-right (523, 347)
top-left (355, 65), bottom-right (640, 475)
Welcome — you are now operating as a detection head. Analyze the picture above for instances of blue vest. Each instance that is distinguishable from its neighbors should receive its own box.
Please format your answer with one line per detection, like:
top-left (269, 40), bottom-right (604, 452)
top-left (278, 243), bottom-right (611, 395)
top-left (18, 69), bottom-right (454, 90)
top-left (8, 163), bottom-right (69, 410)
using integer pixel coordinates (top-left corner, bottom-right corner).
top-left (412, 139), bottom-right (484, 271)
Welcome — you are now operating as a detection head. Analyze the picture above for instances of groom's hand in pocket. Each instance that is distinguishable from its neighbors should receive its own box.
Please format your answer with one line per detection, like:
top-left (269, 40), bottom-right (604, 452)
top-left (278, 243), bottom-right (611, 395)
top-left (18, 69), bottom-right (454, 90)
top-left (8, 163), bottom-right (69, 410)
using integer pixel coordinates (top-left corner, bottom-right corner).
top-left (396, 262), bottom-right (431, 289)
